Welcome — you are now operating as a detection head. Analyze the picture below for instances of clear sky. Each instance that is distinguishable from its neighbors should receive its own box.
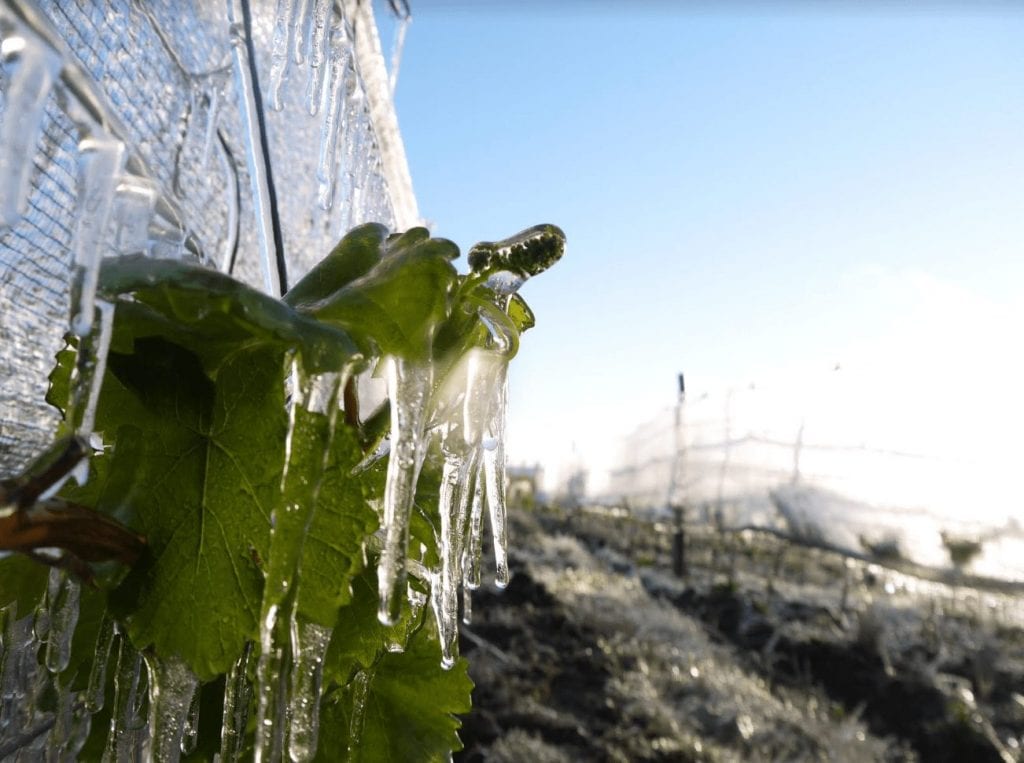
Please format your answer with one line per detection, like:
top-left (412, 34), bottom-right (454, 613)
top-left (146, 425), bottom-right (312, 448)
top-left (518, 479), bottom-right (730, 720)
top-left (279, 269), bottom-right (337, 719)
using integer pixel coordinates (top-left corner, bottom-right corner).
top-left (388, 3), bottom-right (1024, 497)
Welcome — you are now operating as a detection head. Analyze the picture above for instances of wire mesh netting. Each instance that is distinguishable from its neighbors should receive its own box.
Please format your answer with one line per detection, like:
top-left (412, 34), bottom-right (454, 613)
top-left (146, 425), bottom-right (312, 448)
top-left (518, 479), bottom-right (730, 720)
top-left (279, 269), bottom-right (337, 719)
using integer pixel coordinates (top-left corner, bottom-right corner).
top-left (0, 0), bottom-right (406, 478)
top-left (603, 381), bottom-right (1024, 584)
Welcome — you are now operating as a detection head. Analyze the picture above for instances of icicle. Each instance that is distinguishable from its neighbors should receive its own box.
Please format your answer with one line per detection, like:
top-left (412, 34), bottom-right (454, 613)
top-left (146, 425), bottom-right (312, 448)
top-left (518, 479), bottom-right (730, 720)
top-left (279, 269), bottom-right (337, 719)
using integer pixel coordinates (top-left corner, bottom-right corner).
top-left (45, 682), bottom-right (91, 761)
top-left (85, 615), bottom-right (116, 712)
top-left (104, 636), bottom-right (149, 762)
top-left (345, 669), bottom-right (371, 759)
top-left (387, 11), bottom-right (410, 99)
top-left (0, 605), bottom-right (36, 736)
top-left (462, 587), bottom-right (472, 626)
top-left (434, 448), bottom-right (476, 669)
top-left (255, 368), bottom-right (343, 762)
top-left (43, 569), bottom-right (80, 674)
top-left (76, 299), bottom-right (114, 445)
top-left (268, 0), bottom-right (298, 111)
top-left (144, 653), bottom-right (199, 762)
top-left (286, 620), bottom-right (332, 761)
top-left (200, 81), bottom-right (222, 170)
top-left (180, 687), bottom-right (201, 756)
top-left (463, 462), bottom-right (485, 590)
top-left (175, 79), bottom-right (224, 197)
top-left (292, 0), bottom-right (312, 64)
top-left (112, 176), bottom-right (158, 256)
top-left (316, 24), bottom-right (352, 209)
top-left (377, 357), bottom-right (432, 625)
top-left (70, 135), bottom-right (125, 337)
top-left (305, 0), bottom-right (334, 116)
top-left (0, 29), bottom-right (61, 228)
top-left (228, 0), bottom-right (282, 297)
top-left (219, 643), bottom-right (253, 762)
top-left (255, 606), bottom-right (290, 760)
top-left (483, 368), bottom-right (511, 588)
top-left (347, 126), bottom-right (374, 223)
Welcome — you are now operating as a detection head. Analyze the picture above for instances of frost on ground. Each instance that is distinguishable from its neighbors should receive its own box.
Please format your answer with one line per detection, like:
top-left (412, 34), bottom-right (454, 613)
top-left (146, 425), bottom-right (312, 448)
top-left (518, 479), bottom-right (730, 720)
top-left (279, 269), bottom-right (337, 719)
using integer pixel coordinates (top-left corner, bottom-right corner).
top-left (457, 513), bottom-right (902, 762)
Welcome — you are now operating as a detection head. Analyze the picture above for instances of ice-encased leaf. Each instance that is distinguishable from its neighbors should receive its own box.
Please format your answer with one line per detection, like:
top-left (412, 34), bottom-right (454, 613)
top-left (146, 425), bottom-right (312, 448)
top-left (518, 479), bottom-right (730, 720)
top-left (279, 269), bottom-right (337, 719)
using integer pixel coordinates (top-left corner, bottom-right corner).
top-left (317, 614), bottom-right (472, 763)
top-left (90, 339), bottom-right (285, 680)
top-left (97, 254), bottom-right (366, 375)
top-left (283, 223), bottom-right (389, 310)
top-left (507, 294), bottom-right (535, 333)
top-left (302, 233), bottom-right (459, 362)
top-left (322, 568), bottom-right (420, 685)
top-left (298, 417), bottom-right (379, 624)
top-left (466, 223), bottom-right (565, 280)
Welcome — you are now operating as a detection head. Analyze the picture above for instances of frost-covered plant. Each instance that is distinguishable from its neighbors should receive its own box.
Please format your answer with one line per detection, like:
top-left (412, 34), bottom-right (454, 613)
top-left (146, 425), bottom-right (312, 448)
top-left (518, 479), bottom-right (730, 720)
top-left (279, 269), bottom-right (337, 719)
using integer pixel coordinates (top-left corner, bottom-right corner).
top-left (0, 222), bottom-right (563, 760)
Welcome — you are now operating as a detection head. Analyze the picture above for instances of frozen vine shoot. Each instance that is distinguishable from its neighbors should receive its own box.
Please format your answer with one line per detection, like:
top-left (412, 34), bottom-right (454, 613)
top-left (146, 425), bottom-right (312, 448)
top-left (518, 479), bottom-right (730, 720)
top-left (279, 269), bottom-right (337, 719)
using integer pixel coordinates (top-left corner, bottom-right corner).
top-left (0, 221), bottom-right (562, 761)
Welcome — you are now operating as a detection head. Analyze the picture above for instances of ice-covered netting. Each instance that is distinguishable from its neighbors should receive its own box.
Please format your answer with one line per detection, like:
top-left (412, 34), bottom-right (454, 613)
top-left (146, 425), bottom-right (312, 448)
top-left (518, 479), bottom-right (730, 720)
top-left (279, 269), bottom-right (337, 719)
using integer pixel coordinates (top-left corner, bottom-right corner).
top-left (0, 0), bottom-right (405, 477)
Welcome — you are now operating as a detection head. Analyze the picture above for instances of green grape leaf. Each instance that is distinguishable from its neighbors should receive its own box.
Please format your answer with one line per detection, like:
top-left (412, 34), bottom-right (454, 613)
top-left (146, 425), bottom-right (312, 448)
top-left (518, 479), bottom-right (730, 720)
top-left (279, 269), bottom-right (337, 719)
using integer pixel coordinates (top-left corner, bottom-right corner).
top-left (284, 223), bottom-right (390, 310)
top-left (507, 294), bottom-right (536, 333)
top-left (408, 451), bottom-right (442, 570)
top-left (45, 344), bottom-right (76, 425)
top-left (303, 236), bottom-right (459, 362)
top-left (0, 554), bottom-right (49, 617)
top-left (268, 404), bottom-right (378, 628)
top-left (317, 616), bottom-right (473, 763)
top-left (91, 338), bottom-right (285, 680)
top-left (98, 255), bottom-right (365, 375)
top-left (323, 567), bottom-right (420, 685)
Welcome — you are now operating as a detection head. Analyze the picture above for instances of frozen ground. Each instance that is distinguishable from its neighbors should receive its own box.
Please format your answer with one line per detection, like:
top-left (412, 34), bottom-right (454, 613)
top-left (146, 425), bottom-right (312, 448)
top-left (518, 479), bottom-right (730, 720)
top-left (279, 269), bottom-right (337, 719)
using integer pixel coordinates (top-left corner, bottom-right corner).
top-left (455, 510), bottom-right (1024, 762)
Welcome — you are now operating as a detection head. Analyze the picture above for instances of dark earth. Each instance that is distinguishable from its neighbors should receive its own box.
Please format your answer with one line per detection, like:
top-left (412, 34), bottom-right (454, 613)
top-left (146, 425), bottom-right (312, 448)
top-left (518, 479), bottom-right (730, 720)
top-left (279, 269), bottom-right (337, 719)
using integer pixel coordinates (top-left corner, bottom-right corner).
top-left (454, 509), bottom-right (1024, 762)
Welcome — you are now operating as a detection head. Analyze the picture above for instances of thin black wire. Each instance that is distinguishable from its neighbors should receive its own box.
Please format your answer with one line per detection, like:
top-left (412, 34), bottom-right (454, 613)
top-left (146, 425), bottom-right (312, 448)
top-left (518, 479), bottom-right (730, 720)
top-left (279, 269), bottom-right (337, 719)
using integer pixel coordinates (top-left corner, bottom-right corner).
top-left (239, 0), bottom-right (289, 294)
top-left (218, 130), bottom-right (242, 275)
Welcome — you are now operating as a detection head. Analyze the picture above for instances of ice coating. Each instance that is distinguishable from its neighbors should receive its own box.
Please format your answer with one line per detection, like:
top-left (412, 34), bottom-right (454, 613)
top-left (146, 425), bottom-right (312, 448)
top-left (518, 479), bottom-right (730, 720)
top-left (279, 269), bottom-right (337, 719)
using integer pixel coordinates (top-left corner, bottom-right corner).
top-left (378, 357), bottom-right (432, 625)
top-left (176, 79), bottom-right (224, 195)
top-left (292, 0), bottom-right (312, 64)
top-left (305, 0), bottom-right (333, 115)
top-left (256, 368), bottom-right (343, 762)
top-left (255, 603), bottom-right (288, 762)
top-left (180, 686), bottom-right (201, 755)
top-left (387, 11), bottom-right (411, 99)
top-left (316, 23), bottom-right (353, 210)
top-left (201, 82), bottom-right (222, 170)
top-left (429, 348), bottom-right (507, 666)
top-left (144, 653), bottom-right (199, 762)
top-left (70, 136), bottom-right (126, 336)
top-left (463, 463), bottom-right (486, 590)
top-left (85, 615), bottom-right (116, 712)
top-left (113, 176), bottom-right (159, 255)
top-left (268, 0), bottom-right (297, 111)
top-left (0, 28), bottom-right (61, 228)
top-left (286, 619), bottom-right (332, 761)
top-left (75, 299), bottom-right (114, 442)
top-left (43, 568), bottom-right (80, 674)
top-left (228, 0), bottom-right (282, 297)
top-left (105, 636), bottom-right (149, 761)
top-left (346, 669), bottom-right (371, 758)
top-left (46, 685), bottom-right (91, 760)
top-left (484, 369), bottom-right (511, 588)
top-left (0, 608), bottom-right (31, 738)
top-left (434, 442), bottom-right (477, 668)
top-left (467, 223), bottom-right (566, 287)
top-left (220, 643), bottom-right (253, 762)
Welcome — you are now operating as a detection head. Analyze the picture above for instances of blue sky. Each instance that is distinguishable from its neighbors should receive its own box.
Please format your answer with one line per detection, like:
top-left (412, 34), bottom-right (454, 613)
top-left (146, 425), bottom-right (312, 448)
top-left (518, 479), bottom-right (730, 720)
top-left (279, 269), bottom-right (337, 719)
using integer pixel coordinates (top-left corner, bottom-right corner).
top-left (389, 5), bottom-right (1024, 490)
